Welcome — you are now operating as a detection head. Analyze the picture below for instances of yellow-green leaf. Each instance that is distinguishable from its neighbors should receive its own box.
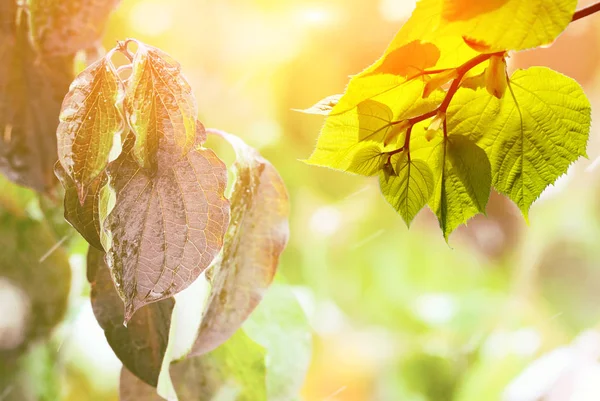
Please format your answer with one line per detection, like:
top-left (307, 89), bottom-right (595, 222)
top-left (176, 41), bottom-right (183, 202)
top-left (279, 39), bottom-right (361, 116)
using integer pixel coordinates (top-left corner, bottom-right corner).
top-left (379, 153), bottom-right (434, 227)
top-left (448, 67), bottom-right (591, 218)
top-left (57, 56), bottom-right (124, 203)
top-left (428, 135), bottom-right (492, 239)
top-left (124, 41), bottom-right (197, 171)
top-left (438, 0), bottom-right (577, 52)
top-left (306, 79), bottom-right (442, 176)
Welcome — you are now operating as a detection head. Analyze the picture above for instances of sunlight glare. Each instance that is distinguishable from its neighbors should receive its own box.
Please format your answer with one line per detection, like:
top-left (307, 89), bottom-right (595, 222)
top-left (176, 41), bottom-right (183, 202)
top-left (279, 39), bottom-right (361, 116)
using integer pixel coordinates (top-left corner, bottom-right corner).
top-left (379, 0), bottom-right (417, 22)
top-left (129, 1), bottom-right (174, 37)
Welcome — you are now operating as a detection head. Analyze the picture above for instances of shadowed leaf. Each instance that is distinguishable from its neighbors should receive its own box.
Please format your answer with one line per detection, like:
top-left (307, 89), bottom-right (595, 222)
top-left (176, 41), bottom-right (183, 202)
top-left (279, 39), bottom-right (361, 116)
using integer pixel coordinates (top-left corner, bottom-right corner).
top-left (370, 40), bottom-right (440, 78)
top-left (191, 132), bottom-right (289, 356)
top-left (30, 0), bottom-right (121, 56)
top-left (171, 330), bottom-right (266, 401)
top-left (56, 55), bottom-right (125, 203)
top-left (88, 247), bottom-right (174, 387)
top-left (54, 162), bottom-right (109, 250)
top-left (427, 135), bottom-right (492, 240)
top-left (0, 12), bottom-right (74, 192)
top-left (125, 41), bottom-right (197, 171)
top-left (105, 143), bottom-right (229, 322)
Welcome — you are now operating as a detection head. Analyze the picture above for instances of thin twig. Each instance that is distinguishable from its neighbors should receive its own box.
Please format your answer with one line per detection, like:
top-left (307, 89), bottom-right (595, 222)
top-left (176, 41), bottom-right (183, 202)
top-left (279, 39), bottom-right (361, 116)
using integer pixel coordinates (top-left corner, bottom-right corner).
top-left (572, 1), bottom-right (600, 22)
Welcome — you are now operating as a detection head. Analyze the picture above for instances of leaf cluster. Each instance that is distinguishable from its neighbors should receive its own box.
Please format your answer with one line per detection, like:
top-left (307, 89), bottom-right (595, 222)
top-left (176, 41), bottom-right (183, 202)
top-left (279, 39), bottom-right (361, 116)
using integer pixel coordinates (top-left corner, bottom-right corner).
top-left (302, 0), bottom-right (591, 240)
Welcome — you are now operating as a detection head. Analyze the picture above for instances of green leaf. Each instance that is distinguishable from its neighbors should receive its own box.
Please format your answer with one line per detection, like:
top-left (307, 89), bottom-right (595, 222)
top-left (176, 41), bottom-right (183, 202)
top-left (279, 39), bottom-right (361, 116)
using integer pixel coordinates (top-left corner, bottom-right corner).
top-left (427, 135), bottom-right (492, 240)
top-left (448, 67), bottom-right (591, 218)
top-left (87, 247), bottom-right (174, 387)
top-left (438, 0), bottom-right (577, 52)
top-left (244, 284), bottom-right (312, 401)
top-left (306, 79), bottom-right (442, 176)
top-left (295, 94), bottom-right (342, 116)
top-left (125, 41), bottom-right (198, 171)
top-left (170, 330), bottom-right (267, 401)
top-left (0, 12), bottom-right (73, 192)
top-left (379, 153), bottom-right (435, 227)
top-left (56, 55), bottom-right (124, 203)
top-left (54, 162), bottom-right (110, 251)
top-left (191, 131), bottom-right (289, 356)
top-left (30, 0), bottom-right (121, 56)
top-left (104, 141), bottom-right (229, 322)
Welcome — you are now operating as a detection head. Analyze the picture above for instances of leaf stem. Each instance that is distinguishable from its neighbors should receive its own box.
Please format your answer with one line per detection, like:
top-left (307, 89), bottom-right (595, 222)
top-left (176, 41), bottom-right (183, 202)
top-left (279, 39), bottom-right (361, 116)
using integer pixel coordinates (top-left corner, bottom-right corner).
top-left (572, 2), bottom-right (600, 22)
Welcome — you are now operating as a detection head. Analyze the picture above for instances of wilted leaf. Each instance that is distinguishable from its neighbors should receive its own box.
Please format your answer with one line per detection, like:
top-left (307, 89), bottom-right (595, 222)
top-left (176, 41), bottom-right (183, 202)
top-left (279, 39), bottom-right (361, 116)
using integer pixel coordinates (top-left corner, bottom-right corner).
top-left (104, 143), bottom-right (229, 321)
top-left (427, 135), bottom-right (492, 240)
top-left (0, 13), bottom-right (73, 192)
top-left (191, 132), bottom-right (289, 356)
top-left (0, 214), bottom-right (71, 360)
top-left (88, 247), bottom-right (174, 387)
top-left (55, 162), bottom-right (109, 250)
top-left (56, 55), bottom-right (125, 202)
top-left (125, 41), bottom-right (197, 171)
top-left (171, 330), bottom-right (267, 401)
top-left (30, 0), bottom-right (121, 56)
top-left (448, 67), bottom-right (591, 218)
top-left (243, 284), bottom-right (312, 401)
top-left (120, 367), bottom-right (165, 401)
top-left (379, 153), bottom-right (435, 227)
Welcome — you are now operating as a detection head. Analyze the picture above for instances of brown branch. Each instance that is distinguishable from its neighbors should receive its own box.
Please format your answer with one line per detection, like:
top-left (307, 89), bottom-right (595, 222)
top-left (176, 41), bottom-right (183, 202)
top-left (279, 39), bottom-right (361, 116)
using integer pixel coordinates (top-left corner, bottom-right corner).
top-left (572, 2), bottom-right (600, 22)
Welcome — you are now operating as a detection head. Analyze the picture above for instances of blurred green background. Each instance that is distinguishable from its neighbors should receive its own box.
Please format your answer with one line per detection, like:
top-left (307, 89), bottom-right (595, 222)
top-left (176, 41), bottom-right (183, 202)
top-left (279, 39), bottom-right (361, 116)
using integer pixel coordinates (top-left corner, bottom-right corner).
top-left (4, 0), bottom-right (600, 400)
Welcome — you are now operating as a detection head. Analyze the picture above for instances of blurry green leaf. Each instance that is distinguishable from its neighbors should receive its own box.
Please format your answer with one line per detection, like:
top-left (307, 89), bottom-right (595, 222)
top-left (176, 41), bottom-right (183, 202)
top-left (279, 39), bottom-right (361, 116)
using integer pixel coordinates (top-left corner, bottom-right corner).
top-left (171, 330), bottom-right (266, 401)
top-left (449, 67), bottom-right (591, 218)
top-left (379, 153), bottom-right (434, 227)
top-left (56, 55), bottom-right (124, 203)
top-left (0, 174), bottom-right (36, 218)
top-left (427, 135), bottom-right (491, 239)
top-left (88, 247), bottom-right (174, 387)
top-left (124, 41), bottom-right (197, 171)
top-left (244, 284), bottom-right (312, 401)
top-left (0, 214), bottom-right (71, 361)
top-left (30, 0), bottom-right (121, 56)
top-left (192, 131), bottom-right (289, 356)
top-left (0, 11), bottom-right (73, 192)
top-left (104, 142), bottom-right (229, 321)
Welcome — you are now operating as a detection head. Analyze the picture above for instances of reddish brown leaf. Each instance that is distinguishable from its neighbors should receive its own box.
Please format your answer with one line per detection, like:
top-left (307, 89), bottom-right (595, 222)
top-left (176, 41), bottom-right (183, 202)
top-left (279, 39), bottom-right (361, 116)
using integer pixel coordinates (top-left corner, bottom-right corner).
top-left (88, 247), bottom-right (174, 387)
top-left (119, 367), bottom-right (164, 401)
top-left (56, 54), bottom-right (125, 203)
top-left (191, 131), bottom-right (289, 356)
top-left (125, 41), bottom-right (197, 171)
top-left (30, 0), bottom-right (121, 56)
top-left (105, 143), bottom-right (229, 322)
top-left (0, 12), bottom-right (73, 192)
top-left (54, 162), bottom-right (107, 251)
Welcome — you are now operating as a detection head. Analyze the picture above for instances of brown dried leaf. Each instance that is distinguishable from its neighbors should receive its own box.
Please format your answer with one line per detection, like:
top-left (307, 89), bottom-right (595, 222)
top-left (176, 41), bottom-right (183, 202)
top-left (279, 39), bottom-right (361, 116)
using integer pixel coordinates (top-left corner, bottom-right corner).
top-left (30, 0), bottom-right (121, 56)
top-left (88, 247), bottom-right (174, 387)
top-left (105, 144), bottom-right (229, 322)
top-left (56, 55), bottom-right (125, 202)
top-left (191, 131), bottom-right (289, 356)
top-left (119, 367), bottom-right (165, 401)
top-left (125, 41), bottom-right (197, 171)
top-left (0, 13), bottom-right (73, 192)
